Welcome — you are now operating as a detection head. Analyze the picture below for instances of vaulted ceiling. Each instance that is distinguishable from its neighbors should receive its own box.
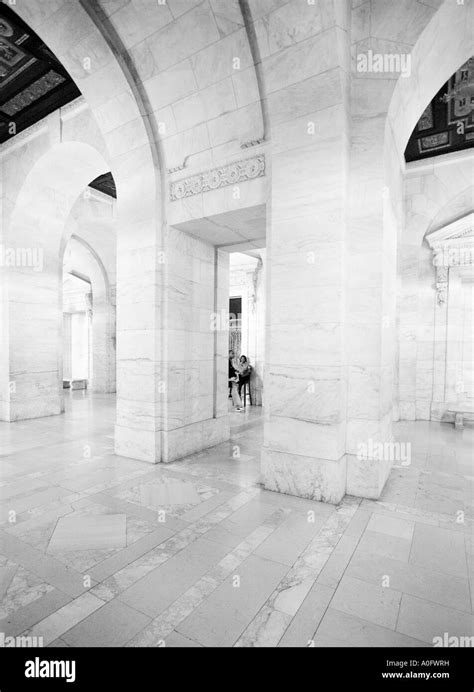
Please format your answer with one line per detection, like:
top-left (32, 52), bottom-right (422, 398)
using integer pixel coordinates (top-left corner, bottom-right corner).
top-left (405, 57), bottom-right (474, 162)
top-left (0, 5), bottom-right (80, 144)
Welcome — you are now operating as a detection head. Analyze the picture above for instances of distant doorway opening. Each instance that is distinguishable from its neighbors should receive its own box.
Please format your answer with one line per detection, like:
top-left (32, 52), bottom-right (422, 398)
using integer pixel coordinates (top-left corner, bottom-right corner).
top-left (63, 273), bottom-right (91, 391)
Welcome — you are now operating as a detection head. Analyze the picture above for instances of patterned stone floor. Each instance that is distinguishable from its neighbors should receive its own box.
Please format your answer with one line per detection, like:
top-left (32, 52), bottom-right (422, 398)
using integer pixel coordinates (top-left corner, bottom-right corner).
top-left (0, 393), bottom-right (472, 647)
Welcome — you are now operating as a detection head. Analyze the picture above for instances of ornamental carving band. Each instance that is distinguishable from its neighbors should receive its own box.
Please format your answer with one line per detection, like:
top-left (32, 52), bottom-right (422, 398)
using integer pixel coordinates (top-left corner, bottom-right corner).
top-left (170, 155), bottom-right (265, 201)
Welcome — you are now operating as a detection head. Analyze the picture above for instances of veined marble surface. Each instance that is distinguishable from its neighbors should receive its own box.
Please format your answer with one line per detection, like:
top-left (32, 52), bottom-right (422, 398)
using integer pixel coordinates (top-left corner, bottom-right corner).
top-left (0, 393), bottom-right (472, 647)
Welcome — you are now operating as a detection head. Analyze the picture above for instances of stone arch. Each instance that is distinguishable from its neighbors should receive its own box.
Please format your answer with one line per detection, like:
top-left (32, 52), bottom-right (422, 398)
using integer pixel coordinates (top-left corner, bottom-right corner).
top-left (9, 141), bottom-right (110, 254)
top-left (13, 0), bottom-right (161, 178)
top-left (390, 0), bottom-right (474, 423)
top-left (63, 234), bottom-right (116, 393)
top-left (68, 235), bottom-right (111, 296)
top-left (2, 141), bottom-right (111, 421)
top-left (89, 0), bottom-right (265, 173)
top-left (404, 156), bottom-right (474, 249)
top-left (427, 186), bottom-right (474, 237)
top-left (6, 2), bottom-right (164, 456)
top-left (386, 0), bottom-right (473, 166)
top-left (398, 169), bottom-right (474, 421)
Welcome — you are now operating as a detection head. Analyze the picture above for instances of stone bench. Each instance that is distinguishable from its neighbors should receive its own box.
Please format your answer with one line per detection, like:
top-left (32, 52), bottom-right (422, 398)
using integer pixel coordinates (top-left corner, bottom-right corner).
top-left (448, 406), bottom-right (474, 430)
top-left (63, 379), bottom-right (88, 390)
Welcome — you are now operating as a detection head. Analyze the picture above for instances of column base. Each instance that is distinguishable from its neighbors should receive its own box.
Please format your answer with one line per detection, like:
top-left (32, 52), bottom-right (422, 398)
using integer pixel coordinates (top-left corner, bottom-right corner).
top-left (346, 452), bottom-right (393, 500)
top-left (163, 415), bottom-right (230, 462)
top-left (115, 425), bottom-right (161, 463)
top-left (260, 448), bottom-right (347, 504)
top-left (4, 394), bottom-right (64, 422)
top-left (115, 415), bottom-right (230, 464)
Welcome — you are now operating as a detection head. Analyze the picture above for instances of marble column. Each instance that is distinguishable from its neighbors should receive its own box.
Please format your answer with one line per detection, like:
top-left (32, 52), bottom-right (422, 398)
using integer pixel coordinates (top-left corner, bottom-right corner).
top-left (345, 120), bottom-right (398, 498)
top-left (1, 197), bottom-right (65, 421)
top-left (114, 156), bottom-right (166, 463)
top-left (115, 218), bottom-right (230, 463)
top-left (260, 10), bottom-right (351, 503)
top-left (252, 255), bottom-right (265, 407)
top-left (162, 228), bottom-right (230, 462)
top-left (90, 287), bottom-right (116, 393)
top-left (63, 313), bottom-right (72, 382)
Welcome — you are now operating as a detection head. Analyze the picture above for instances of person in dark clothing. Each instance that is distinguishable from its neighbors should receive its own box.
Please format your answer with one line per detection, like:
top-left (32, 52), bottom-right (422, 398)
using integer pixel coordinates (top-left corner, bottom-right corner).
top-left (228, 350), bottom-right (235, 398)
top-left (237, 355), bottom-right (252, 399)
top-left (228, 349), bottom-right (243, 410)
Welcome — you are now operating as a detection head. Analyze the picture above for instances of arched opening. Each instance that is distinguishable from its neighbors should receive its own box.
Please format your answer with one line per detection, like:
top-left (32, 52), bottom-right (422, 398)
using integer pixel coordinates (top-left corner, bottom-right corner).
top-left (1, 141), bottom-right (112, 420)
top-left (62, 232), bottom-right (116, 396)
top-left (378, 1), bottom-right (472, 431)
top-left (5, 0), bottom-right (163, 460)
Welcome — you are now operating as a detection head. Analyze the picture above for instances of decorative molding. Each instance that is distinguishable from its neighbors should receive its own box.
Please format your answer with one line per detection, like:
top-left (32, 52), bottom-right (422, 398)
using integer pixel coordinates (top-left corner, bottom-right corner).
top-left (432, 242), bottom-right (474, 268)
top-left (427, 213), bottom-right (474, 304)
top-left (405, 148), bottom-right (474, 176)
top-left (0, 97), bottom-right (87, 158)
top-left (435, 266), bottom-right (449, 305)
top-left (426, 212), bottom-right (474, 249)
top-left (428, 213), bottom-right (474, 268)
top-left (240, 137), bottom-right (265, 150)
top-left (167, 163), bottom-right (186, 174)
top-left (60, 96), bottom-right (89, 121)
top-left (0, 120), bottom-right (48, 157)
top-left (170, 155), bottom-right (265, 201)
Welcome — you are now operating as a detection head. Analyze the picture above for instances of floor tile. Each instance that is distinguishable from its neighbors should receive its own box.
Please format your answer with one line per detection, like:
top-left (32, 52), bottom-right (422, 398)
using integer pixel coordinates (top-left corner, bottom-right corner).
top-left (0, 487), bottom-right (73, 522)
top-left (176, 555), bottom-right (288, 647)
top-left (343, 509), bottom-right (371, 539)
top-left (0, 563), bottom-right (18, 601)
top-left (25, 593), bottom-right (106, 646)
top-left (47, 638), bottom-right (71, 647)
top-left (366, 513), bottom-right (415, 541)
top-left (409, 523), bottom-right (468, 578)
top-left (0, 589), bottom-right (71, 638)
top-left (315, 608), bottom-right (426, 647)
top-left (254, 511), bottom-right (325, 566)
top-left (316, 534), bottom-right (359, 589)
top-left (48, 514), bottom-right (127, 552)
top-left (217, 498), bottom-right (280, 538)
top-left (278, 582), bottom-right (334, 647)
top-left (88, 525), bottom-right (175, 582)
top-left (164, 631), bottom-right (203, 647)
top-left (397, 593), bottom-right (474, 644)
top-left (61, 600), bottom-right (151, 647)
top-left (0, 478), bottom-right (50, 502)
top-left (330, 575), bottom-right (402, 629)
top-left (118, 537), bottom-right (230, 617)
top-left (346, 551), bottom-right (471, 612)
top-left (0, 532), bottom-right (89, 598)
top-left (355, 530), bottom-right (412, 562)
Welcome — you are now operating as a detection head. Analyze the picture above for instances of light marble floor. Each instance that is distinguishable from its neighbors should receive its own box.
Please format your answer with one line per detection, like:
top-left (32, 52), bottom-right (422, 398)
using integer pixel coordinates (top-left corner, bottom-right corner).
top-left (0, 392), bottom-right (472, 647)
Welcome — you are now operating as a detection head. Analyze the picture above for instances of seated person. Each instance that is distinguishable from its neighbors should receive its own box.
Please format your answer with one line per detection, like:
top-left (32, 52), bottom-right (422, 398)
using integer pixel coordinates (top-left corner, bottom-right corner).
top-left (237, 355), bottom-right (252, 398)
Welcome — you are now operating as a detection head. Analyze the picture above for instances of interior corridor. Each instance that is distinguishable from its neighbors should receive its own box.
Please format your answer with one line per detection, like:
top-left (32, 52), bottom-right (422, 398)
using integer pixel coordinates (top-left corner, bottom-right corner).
top-left (0, 394), bottom-right (471, 648)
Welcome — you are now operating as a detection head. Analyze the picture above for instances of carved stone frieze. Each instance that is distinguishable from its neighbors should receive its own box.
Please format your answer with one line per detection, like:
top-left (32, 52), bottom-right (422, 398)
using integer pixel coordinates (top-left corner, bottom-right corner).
top-left (435, 266), bottom-right (448, 305)
top-left (427, 213), bottom-right (474, 305)
top-left (170, 155), bottom-right (265, 201)
top-left (240, 137), bottom-right (265, 150)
